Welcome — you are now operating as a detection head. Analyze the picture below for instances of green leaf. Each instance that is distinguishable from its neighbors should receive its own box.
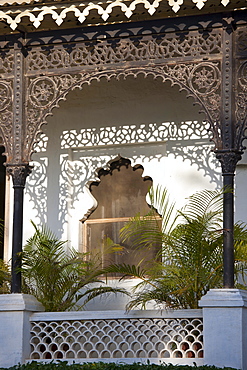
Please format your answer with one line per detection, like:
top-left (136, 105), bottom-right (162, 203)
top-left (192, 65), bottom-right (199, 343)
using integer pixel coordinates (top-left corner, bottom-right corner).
top-left (20, 221), bottom-right (128, 311)
top-left (108, 187), bottom-right (247, 310)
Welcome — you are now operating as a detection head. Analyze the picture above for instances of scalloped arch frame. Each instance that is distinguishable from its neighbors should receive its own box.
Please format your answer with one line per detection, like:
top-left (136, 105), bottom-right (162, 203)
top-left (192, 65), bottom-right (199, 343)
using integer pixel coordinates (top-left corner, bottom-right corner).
top-left (27, 65), bottom-right (220, 162)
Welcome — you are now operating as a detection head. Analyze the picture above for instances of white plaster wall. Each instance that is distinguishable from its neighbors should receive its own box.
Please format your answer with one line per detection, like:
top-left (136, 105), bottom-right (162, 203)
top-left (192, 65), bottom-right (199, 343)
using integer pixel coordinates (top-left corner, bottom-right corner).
top-left (236, 145), bottom-right (247, 224)
top-left (20, 75), bottom-right (223, 309)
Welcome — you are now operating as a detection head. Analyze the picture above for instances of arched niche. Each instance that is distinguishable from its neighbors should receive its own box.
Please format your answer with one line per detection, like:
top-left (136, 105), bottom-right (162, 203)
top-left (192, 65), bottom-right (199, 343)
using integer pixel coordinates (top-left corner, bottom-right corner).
top-left (24, 74), bottom-right (220, 249)
top-left (81, 156), bottom-right (161, 267)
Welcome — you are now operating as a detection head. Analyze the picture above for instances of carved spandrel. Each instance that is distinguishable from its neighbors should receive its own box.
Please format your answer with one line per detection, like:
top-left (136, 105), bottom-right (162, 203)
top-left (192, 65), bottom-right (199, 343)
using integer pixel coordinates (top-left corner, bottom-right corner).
top-left (236, 60), bottom-right (247, 151)
top-left (0, 49), bottom-right (15, 77)
top-left (236, 27), bottom-right (247, 57)
top-left (0, 79), bottom-right (13, 161)
top-left (25, 61), bottom-right (221, 162)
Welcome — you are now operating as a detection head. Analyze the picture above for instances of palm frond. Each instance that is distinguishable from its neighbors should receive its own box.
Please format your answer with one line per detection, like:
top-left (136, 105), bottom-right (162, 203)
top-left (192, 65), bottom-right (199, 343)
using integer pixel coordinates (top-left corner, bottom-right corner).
top-left (179, 189), bottom-right (223, 221)
top-left (102, 263), bottom-right (148, 281)
top-left (120, 185), bottom-right (175, 251)
top-left (0, 259), bottom-right (10, 293)
top-left (148, 186), bottom-right (176, 234)
top-left (110, 187), bottom-right (247, 310)
top-left (78, 286), bottom-right (130, 309)
top-left (21, 222), bottom-right (128, 311)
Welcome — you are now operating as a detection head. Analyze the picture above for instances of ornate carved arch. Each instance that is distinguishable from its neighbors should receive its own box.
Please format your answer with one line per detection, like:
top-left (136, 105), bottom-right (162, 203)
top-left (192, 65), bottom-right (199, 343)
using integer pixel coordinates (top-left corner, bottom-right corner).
top-left (25, 62), bottom-right (221, 162)
top-left (2, 9), bottom-right (246, 292)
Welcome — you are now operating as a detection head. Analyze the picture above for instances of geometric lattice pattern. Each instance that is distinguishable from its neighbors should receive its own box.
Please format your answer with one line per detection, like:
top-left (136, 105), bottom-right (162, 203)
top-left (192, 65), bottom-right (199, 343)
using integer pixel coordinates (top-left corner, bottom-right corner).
top-left (30, 317), bottom-right (203, 360)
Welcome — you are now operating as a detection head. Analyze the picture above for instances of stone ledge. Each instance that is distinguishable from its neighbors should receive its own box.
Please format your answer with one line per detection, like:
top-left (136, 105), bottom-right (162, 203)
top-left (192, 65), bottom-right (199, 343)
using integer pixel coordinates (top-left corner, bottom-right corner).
top-left (0, 294), bottom-right (44, 312)
top-left (199, 288), bottom-right (247, 308)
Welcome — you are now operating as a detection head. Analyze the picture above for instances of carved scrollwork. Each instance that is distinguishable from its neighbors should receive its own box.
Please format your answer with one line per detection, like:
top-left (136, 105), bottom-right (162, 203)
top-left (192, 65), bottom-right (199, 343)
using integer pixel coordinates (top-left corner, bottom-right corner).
top-left (25, 61), bottom-right (221, 161)
top-left (163, 62), bottom-right (221, 124)
top-left (236, 60), bottom-right (247, 150)
top-left (238, 61), bottom-right (247, 90)
top-left (28, 74), bottom-right (80, 109)
top-left (236, 28), bottom-right (247, 150)
top-left (0, 50), bottom-right (15, 76)
top-left (237, 92), bottom-right (247, 125)
top-left (29, 77), bottom-right (57, 108)
top-left (189, 63), bottom-right (220, 95)
top-left (22, 25), bottom-right (224, 162)
top-left (0, 82), bottom-right (12, 110)
top-left (236, 28), bottom-right (247, 57)
top-left (26, 31), bottom-right (222, 75)
top-left (0, 79), bottom-right (13, 160)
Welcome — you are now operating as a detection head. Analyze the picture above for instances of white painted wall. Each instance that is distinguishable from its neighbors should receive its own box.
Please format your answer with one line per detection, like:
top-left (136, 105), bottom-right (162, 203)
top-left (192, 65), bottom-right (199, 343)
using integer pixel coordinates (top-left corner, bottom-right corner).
top-left (236, 145), bottom-right (247, 224)
top-left (23, 76), bottom-right (222, 242)
top-left (7, 75), bottom-right (227, 308)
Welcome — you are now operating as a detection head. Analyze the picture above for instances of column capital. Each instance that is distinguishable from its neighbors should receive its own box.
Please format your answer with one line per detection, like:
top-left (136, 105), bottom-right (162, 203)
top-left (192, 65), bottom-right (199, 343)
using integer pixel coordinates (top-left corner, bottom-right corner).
top-left (215, 150), bottom-right (243, 176)
top-left (6, 163), bottom-right (32, 188)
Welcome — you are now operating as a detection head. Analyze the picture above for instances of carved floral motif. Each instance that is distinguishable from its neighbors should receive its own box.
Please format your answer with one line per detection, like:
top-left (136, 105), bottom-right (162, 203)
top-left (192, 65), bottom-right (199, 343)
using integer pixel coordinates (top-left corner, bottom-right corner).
top-left (190, 64), bottom-right (220, 95)
top-left (236, 60), bottom-right (247, 150)
top-left (0, 82), bottom-right (12, 111)
top-left (29, 77), bottom-right (57, 108)
top-left (0, 17), bottom-right (244, 168)
top-left (236, 29), bottom-right (247, 56)
top-left (0, 80), bottom-right (13, 160)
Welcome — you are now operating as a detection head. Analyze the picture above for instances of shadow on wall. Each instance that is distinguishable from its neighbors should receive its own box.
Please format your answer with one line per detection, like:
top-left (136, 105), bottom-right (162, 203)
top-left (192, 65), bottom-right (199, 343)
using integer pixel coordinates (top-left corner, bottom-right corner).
top-left (24, 75), bottom-right (221, 243)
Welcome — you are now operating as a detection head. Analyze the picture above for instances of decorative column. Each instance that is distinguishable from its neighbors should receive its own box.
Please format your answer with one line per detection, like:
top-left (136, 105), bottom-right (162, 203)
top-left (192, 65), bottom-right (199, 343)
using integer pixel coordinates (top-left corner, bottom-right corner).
top-left (214, 21), bottom-right (243, 288)
top-left (4, 41), bottom-right (33, 293)
top-left (6, 164), bottom-right (32, 293)
top-left (215, 151), bottom-right (242, 288)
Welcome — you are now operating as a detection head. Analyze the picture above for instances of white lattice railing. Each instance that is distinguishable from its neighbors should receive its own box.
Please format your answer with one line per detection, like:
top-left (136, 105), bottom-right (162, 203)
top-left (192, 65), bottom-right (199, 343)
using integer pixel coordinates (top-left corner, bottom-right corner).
top-left (29, 309), bottom-right (203, 365)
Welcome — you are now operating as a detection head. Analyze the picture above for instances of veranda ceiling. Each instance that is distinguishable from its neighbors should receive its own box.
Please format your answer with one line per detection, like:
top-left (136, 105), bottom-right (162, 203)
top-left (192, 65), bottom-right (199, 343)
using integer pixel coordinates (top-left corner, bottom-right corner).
top-left (0, 0), bottom-right (245, 32)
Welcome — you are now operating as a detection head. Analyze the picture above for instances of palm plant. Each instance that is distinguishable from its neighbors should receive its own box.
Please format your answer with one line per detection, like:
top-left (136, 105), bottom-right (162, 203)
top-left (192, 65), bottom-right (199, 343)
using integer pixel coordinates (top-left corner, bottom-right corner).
top-left (104, 188), bottom-right (247, 310)
top-left (21, 222), bottom-right (128, 311)
top-left (0, 220), bottom-right (10, 294)
top-left (0, 259), bottom-right (10, 293)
